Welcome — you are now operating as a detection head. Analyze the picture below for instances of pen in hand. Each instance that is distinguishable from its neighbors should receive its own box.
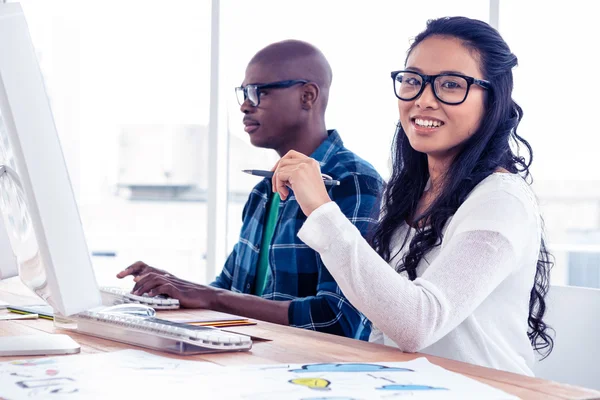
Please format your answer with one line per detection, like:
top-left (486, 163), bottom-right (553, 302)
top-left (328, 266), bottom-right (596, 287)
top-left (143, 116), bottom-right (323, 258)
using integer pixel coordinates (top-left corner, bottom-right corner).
top-left (242, 169), bottom-right (341, 186)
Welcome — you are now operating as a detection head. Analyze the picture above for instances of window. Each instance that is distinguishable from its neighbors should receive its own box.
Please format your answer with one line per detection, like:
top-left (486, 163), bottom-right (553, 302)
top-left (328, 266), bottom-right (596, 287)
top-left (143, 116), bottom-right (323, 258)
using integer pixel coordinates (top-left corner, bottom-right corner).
top-left (21, 1), bottom-right (212, 285)
top-left (500, 1), bottom-right (600, 288)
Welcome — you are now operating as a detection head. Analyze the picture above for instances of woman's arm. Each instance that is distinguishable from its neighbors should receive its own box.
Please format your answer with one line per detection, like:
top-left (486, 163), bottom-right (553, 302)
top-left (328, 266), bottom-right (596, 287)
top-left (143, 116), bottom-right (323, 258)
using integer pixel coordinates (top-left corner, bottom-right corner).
top-left (298, 193), bottom-right (534, 352)
top-left (272, 151), bottom-right (537, 351)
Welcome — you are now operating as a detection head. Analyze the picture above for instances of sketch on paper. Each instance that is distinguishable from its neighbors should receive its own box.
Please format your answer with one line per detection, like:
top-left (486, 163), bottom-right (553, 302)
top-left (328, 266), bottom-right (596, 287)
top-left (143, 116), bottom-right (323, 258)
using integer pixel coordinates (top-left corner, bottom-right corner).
top-left (0, 352), bottom-right (517, 399)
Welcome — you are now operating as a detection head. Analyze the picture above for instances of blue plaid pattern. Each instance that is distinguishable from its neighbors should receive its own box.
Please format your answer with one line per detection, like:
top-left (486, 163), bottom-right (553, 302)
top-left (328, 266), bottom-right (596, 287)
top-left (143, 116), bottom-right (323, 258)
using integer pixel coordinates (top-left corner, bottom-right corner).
top-left (211, 130), bottom-right (383, 340)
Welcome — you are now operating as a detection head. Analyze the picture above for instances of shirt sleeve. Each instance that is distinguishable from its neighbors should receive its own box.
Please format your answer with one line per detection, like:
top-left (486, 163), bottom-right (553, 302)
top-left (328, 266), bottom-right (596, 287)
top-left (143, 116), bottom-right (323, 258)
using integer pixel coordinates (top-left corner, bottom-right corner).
top-left (210, 195), bottom-right (256, 290)
top-left (210, 250), bottom-right (235, 290)
top-left (297, 189), bottom-right (538, 351)
top-left (288, 172), bottom-right (382, 339)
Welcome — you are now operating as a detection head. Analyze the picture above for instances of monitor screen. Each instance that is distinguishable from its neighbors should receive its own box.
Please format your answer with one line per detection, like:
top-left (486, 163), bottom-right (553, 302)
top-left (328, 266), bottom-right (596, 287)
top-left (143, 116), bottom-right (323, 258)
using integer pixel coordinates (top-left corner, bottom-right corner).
top-left (0, 2), bottom-right (101, 316)
top-left (0, 214), bottom-right (17, 280)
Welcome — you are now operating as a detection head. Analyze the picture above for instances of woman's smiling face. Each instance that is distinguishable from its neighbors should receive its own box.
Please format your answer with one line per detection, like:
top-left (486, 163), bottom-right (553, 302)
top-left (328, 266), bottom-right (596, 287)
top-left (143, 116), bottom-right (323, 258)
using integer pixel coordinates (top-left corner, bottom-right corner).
top-left (398, 35), bottom-right (487, 162)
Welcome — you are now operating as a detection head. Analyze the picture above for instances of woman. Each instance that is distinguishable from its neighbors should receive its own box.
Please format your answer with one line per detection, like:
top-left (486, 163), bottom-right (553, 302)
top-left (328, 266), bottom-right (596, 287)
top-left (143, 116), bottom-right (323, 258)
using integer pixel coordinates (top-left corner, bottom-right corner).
top-left (272, 16), bottom-right (553, 375)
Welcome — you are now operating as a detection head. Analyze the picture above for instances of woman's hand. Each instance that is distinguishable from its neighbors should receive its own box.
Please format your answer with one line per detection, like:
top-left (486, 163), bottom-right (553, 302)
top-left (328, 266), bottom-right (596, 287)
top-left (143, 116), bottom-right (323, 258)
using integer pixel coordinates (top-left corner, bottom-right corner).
top-left (272, 150), bottom-right (332, 216)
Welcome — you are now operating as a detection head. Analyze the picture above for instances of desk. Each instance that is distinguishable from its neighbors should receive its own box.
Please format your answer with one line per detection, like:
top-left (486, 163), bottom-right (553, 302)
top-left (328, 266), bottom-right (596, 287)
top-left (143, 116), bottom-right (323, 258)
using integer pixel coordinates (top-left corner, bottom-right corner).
top-left (1, 279), bottom-right (598, 400)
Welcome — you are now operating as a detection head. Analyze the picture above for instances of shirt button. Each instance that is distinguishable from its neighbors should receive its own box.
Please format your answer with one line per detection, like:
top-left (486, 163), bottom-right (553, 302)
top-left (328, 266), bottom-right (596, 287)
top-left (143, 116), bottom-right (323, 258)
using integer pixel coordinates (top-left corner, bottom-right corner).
top-left (246, 283), bottom-right (251, 290)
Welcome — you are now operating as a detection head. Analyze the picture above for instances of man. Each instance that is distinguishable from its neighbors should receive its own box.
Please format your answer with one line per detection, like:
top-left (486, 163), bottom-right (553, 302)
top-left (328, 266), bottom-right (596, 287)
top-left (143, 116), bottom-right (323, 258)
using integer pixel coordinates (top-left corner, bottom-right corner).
top-left (117, 40), bottom-right (383, 340)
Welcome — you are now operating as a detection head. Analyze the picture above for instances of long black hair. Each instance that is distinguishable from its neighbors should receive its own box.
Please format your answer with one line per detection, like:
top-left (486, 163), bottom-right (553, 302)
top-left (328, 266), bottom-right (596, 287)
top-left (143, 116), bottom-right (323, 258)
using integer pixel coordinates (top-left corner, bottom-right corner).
top-left (369, 17), bottom-right (553, 357)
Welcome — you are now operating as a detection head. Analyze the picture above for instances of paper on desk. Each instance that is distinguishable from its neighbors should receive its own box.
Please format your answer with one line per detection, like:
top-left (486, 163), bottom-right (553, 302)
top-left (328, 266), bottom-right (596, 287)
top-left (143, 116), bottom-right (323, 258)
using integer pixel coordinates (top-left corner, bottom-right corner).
top-left (0, 351), bottom-right (518, 399)
top-left (0, 350), bottom-right (224, 399)
top-left (223, 358), bottom-right (519, 399)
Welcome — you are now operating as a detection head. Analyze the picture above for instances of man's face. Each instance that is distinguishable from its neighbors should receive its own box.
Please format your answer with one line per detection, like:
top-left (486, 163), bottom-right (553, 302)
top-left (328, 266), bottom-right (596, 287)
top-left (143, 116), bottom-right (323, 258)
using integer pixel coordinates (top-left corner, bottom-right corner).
top-left (239, 62), bottom-right (304, 150)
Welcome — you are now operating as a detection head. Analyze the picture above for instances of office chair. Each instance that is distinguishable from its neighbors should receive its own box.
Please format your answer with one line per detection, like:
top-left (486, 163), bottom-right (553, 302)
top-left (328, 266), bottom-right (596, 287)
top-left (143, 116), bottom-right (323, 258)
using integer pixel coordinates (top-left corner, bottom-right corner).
top-left (533, 285), bottom-right (600, 390)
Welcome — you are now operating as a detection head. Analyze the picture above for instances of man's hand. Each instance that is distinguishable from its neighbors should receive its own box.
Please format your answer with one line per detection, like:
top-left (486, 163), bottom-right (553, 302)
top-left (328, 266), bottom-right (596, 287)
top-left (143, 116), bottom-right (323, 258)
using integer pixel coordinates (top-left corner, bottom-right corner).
top-left (116, 262), bottom-right (290, 322)
top-left (128, 272), bottom-right (220, 309)
top-left (116, 261), bottom-right (172, 280)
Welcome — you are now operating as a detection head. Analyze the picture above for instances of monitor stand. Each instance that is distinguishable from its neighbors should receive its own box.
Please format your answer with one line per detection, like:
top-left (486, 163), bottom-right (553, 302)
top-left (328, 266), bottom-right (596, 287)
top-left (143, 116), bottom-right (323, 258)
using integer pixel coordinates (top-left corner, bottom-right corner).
top-left (0, 334), bottom-right (80, 356)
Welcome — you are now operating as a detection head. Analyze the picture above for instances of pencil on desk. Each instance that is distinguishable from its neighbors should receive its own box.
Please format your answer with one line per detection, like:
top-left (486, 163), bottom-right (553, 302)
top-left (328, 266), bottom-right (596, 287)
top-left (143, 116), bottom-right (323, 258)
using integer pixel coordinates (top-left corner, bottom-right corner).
top-left (189, 321), bottom-right (257, 328)
top-left (7, 306), bottom-right (53, 320)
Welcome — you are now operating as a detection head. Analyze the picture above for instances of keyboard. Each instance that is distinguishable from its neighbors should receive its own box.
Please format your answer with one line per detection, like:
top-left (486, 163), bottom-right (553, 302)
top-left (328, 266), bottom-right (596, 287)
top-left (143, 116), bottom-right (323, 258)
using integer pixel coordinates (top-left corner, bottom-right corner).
top-left (100, 286), bottom-right (180, 310)
top-left (75, 308), bottom-right (252, 354)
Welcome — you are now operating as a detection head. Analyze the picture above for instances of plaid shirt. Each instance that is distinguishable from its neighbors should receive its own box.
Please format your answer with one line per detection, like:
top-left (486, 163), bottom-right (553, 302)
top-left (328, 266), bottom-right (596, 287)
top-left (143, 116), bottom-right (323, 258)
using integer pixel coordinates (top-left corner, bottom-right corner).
top-left (211, 130), bottom-right (383, 340)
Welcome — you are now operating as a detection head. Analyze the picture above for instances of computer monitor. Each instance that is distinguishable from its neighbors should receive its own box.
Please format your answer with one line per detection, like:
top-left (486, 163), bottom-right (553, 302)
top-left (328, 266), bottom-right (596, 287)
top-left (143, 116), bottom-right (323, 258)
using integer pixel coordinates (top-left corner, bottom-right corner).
top-left (0, 216), bottom-right (17, 280)
top-left (0, 2), bottom-right (102, 316)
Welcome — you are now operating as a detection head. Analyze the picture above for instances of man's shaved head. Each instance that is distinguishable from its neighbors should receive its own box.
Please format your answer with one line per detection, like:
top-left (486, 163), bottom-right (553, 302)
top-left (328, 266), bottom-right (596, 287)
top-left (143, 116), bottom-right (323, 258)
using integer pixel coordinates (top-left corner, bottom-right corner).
top-left (248, 40), bottom-right (332, 109)
top-left (240, 40), bottom-right (332, 156)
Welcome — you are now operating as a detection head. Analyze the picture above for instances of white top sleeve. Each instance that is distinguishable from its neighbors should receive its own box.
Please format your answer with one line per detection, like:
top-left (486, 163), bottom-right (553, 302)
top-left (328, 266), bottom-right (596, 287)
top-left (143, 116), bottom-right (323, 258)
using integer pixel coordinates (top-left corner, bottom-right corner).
top-left (297, 187), bottom-right (537, 352)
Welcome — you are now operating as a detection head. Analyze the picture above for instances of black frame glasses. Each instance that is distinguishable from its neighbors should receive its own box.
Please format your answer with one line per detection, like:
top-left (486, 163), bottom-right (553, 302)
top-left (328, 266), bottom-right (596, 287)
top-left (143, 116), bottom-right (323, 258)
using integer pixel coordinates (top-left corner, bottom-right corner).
top-left (235, 79), bottom-right (308, 107)
top-left (390, 70), bottom-right (491, 105)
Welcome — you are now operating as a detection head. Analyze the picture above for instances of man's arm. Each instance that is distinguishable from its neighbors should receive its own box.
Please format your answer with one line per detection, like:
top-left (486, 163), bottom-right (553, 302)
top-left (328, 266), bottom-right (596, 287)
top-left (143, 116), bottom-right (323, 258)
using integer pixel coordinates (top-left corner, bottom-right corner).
top-left (213, 291), bottom-right (291, 324)
top-left (130, 271), bottom-right (291, 324)
top-left (125, 173), bottom-right (381, 332)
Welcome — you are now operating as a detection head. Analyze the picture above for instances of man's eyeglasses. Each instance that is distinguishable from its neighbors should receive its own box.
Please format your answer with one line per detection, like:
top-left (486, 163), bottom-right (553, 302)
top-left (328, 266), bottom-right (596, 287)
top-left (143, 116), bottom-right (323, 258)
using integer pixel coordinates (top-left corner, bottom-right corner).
top-left (391, 70), bottom-right (491, 105)
top-left (235, 80), bottom-right (308, 107)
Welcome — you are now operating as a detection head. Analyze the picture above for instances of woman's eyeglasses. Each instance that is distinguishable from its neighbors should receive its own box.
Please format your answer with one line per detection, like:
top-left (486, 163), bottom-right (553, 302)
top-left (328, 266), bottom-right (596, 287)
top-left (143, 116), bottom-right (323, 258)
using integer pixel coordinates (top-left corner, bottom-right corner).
top-left (235, 80), bottom-right (308, 107)
top-left (391, 70), bottom-right (491, 105)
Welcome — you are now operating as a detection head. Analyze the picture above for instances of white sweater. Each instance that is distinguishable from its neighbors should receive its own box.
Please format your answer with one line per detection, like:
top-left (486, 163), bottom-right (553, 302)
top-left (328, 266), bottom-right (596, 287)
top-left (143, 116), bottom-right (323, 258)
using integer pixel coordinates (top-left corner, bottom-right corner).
top-left (298, 173), bottom-right (541, 376)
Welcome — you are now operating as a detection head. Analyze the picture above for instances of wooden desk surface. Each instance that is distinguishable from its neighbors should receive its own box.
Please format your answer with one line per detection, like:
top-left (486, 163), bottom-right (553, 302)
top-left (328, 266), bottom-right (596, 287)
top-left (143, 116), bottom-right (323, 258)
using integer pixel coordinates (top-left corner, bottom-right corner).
top-left (1, 279), bottom-right (598, 400)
